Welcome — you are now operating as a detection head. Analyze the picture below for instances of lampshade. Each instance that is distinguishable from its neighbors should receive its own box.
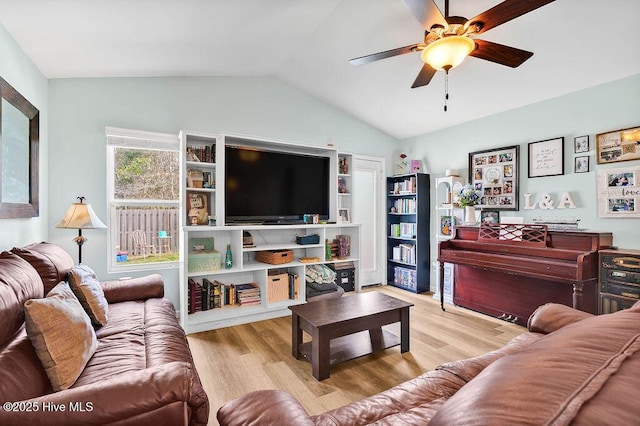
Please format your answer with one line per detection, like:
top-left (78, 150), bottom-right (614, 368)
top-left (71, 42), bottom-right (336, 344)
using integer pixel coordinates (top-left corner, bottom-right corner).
top-left (421, 35), bottom-right (475, 71)
top-left (55, 201), bottom-right (107, 230)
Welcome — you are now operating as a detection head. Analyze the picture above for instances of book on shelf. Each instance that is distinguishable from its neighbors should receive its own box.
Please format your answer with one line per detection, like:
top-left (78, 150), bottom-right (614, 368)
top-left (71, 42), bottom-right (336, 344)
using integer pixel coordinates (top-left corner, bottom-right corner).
top-left (186, 144), bottom-right (216, 163)
top-left (201, 278), bottom-right (213, 311)
top-left (392, 198), bottom-right (417, 214)
top-left (391, 176), bottom-right (417, 194)
top-left (394, 243), bottom-right (416, 264)
top-left (288, 272), bottom-right (300, 300)
top-left (235, 282), bottom-right (261, 306)
top-left (393, 266), bottom-right (417, 290)
top-left (212, 280), bottom-right (223, 309)
top-left (390, 222), bottom-right (416, 238)
top-left (188, 278), bottom-right (203, 314)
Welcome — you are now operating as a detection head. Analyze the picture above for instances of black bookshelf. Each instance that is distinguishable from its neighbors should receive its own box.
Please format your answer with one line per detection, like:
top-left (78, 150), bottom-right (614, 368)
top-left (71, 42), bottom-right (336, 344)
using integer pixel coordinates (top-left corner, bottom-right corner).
top-left (386, 173), bottom-right (430, 293)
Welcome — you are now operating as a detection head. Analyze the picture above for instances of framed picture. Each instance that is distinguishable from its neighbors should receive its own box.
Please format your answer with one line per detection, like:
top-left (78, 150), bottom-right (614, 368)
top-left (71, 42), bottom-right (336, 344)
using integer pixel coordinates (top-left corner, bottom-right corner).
top-left (597, 166), bottom-right (640, 218)
top-left (440, 215), bottom-right (454, 236)
top-left (596, 126), bottom-right (640, 164)
top-left (528, 137), bottom-right (564, 178)
top-left (574, 135), bottom-right (589, 153)
top-left (574, 155), bottom-right (589, 173)
top-left (338, 208), bottom-right (350, 223)
top-left (468, 145), bottom-right (519, 211)
top-left (410, 159), bottom-right (422, 173)
top-left (187, 192), bottom-right (209, 225)
top-left (480, 210), bottom-right (500, 224)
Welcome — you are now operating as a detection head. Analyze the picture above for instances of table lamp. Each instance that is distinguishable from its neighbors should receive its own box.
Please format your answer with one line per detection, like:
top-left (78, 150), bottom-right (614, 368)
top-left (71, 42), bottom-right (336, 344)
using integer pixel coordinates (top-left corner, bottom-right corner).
top-left (55, 196), bottom-right (107, 264)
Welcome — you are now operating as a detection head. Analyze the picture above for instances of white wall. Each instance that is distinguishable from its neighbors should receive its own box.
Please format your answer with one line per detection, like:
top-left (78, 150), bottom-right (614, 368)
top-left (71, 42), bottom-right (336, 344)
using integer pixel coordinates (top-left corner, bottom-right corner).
top-left (0, 24), bottom-right (48, 248)
top-left (48, 76), bottom-right (398, 304)
top-left (403, 74), bottom-right (640, 291)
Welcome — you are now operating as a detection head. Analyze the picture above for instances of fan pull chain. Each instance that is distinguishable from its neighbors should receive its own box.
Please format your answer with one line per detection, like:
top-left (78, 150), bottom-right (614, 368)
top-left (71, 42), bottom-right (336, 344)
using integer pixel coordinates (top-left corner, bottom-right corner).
top-left (444, 68), bottom-right (449, 112)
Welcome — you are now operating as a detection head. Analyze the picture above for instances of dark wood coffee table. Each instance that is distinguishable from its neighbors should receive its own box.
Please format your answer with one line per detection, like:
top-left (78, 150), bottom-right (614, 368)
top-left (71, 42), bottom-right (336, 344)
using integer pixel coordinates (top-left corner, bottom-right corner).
top-left (289, 291), bottom-right (413, 380)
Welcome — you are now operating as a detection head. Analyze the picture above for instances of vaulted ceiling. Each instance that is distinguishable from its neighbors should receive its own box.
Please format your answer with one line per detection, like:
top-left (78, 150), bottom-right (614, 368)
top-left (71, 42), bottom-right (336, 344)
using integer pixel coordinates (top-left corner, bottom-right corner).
top-left (1, 0), bottom-right (638, 139)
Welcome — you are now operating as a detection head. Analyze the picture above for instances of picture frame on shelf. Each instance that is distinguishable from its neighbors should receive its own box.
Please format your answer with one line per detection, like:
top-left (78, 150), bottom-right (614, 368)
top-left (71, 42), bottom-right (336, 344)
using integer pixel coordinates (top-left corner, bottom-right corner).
top-left (480, 210), bottom-right (500, 224)
top-left (410, 160), bottom-right (422, 173)
top-left (574, 135), bottom-right (589, 153)
top-left (528, 137), bottom-right (564, 178)
top-left (440, 215), bottom-right (454, 236)
top-left (468, 145), bottom-right (519, 211)
top-left (338, 208), bottom-right (350, 223)
top-left (187, 192), bottom-right (209, 225)
top-left (596, 125), bottom-right (640, 164)
top-left (574, 155), bottom-right (590, 173)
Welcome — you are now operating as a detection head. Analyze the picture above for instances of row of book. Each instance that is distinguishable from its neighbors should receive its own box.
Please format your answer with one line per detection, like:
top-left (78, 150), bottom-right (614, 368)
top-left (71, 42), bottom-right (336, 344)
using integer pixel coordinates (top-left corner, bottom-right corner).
top-left (390, 177), bottom-right (416, 194)
top-left (390, 222), bottom-right (416, 238)
top-left (391, 243), bottom-right (416, 265)
top-left (393, 266), bottom-right (417, 291)
top-left (392, 198), bottom-right (417, 214)
top-left (188, 278), bottom-right (261, 313)
top-left (186, 144), bottom-right (216, 163)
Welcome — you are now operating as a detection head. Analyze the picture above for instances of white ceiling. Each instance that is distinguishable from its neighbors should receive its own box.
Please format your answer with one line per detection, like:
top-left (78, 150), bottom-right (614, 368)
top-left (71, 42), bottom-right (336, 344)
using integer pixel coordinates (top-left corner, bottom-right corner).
top-left (1, 0), bottom-right (639, 140)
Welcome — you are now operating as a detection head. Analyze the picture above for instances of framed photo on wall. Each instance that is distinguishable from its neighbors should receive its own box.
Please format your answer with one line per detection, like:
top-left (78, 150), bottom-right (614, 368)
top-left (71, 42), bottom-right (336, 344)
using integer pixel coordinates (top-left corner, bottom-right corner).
top-left (468, 145), bottom-right (519, 211)
top-left (574, 156), bottom-right (589, 173)
top-left (596, 126), bottom-right (640, 164)
top-left (574, 135), bottom-right (589, 153)
top-left (528, 137), bottom-right (564, 178)
top-left (597, 166), bottom-right (640, 218)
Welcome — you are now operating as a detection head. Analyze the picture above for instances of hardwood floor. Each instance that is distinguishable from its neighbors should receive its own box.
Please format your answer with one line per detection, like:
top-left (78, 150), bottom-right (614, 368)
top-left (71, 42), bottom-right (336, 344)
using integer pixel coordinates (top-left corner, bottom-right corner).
top-left (188, 285), bottom-right (525, 425)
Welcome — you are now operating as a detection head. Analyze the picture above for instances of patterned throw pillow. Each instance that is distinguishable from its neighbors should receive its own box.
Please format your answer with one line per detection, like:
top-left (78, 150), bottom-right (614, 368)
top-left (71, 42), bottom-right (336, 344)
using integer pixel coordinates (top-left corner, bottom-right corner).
top-left (68, 264), bottom-right (109, 326)
top-left (24, 282), bottom-right (97, 391)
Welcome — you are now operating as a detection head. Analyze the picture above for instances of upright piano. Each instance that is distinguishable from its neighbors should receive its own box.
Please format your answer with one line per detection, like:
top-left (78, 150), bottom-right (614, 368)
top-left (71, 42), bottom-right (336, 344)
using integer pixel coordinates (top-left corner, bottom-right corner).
top-left (438, 224), bottom-right (613, 326)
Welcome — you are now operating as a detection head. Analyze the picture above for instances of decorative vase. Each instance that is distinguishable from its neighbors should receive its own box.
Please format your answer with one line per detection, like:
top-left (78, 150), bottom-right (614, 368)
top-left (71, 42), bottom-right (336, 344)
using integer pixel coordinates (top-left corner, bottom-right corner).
top-left (464, 206), bottom-right (477, 225)
top-left (225, 244), bottom-right (233, 269)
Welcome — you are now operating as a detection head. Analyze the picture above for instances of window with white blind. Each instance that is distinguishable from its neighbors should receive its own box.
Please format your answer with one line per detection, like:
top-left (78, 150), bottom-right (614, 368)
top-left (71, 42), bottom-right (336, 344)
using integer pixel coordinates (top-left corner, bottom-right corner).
top-left (106, 127), bottom-right (180, 272)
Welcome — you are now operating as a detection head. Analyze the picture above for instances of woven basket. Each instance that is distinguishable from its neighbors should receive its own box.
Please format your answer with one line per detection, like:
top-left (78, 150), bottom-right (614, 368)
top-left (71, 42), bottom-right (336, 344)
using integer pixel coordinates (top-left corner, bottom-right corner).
top-left (255, 250), bottom-right (293, 265)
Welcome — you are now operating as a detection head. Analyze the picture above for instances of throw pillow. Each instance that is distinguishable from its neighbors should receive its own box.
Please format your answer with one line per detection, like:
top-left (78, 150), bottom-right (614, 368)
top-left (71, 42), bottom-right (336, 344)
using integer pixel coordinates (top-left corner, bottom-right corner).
top-left (24, 282), bottom-right (98, 391)
top-left (68, 264), bottom-right (109, 326)
top-left (12, 242), bottom-right (75, 294)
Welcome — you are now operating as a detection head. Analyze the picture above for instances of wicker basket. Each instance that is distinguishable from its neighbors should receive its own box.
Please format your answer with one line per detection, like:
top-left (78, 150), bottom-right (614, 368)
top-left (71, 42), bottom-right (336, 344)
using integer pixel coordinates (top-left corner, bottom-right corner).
top-left (256, 249), bottom-right (294, 265)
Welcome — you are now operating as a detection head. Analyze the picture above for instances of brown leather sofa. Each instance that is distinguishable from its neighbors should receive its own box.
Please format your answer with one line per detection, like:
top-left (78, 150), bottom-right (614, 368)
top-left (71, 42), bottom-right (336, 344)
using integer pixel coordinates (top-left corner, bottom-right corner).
top-left (218, 301), bottom-right (640, 425)
top-left (0, 242), bottom-right (209, 426)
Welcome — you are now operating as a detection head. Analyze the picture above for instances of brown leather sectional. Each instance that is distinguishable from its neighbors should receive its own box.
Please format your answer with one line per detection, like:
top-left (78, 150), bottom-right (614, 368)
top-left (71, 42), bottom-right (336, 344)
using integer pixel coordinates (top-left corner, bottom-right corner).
top-left (218, 301), bottom-right (640, 425)
top-left (0, 242), bottom-right (209, 425)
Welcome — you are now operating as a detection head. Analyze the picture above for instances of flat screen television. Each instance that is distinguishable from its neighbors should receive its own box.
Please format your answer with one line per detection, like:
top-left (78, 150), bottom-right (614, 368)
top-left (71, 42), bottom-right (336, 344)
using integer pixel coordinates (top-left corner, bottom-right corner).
top-left (225, 146), bottom-right (330, 224)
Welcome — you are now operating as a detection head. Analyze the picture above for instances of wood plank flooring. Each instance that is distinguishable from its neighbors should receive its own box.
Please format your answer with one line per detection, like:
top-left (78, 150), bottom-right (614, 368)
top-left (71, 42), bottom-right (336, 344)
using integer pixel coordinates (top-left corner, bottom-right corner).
top-left (187, 285), bottom-right (525, 425)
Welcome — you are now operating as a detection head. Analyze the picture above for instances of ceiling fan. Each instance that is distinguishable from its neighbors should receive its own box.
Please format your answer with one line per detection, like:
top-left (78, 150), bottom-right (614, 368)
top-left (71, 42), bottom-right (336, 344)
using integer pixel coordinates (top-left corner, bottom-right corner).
top-left (350, 0), bottom-right (556, 89)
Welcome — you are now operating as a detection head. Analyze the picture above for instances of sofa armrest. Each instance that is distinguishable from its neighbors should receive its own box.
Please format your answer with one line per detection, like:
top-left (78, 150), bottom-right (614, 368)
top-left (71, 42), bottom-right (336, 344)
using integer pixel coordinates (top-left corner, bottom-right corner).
top-left (0, 362), bottom-right (208, 426)
top-left (217, 390), bottom-right (314, 426)
top-left (100, 274), bottom-right (164, 303)
top-left (527, 303), bottom-right (594, 334)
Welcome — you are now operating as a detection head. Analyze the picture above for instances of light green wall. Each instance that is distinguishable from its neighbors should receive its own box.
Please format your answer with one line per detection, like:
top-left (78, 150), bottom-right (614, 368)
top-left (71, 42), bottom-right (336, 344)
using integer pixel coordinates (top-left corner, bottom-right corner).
top-left (0, 24), bottom-right (48, 248)
top-left (48, 76), bottom-right (398, 304)
top-left (403, 74), bottom-right (640, 291)
top-left (5, 17), bottom-right (639, 303)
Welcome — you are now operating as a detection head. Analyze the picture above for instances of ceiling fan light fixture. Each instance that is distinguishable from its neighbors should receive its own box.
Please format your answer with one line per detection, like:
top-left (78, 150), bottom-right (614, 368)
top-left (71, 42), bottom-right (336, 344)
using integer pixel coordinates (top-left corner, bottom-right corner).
top-left (420, 35), bottom-right (475, 71)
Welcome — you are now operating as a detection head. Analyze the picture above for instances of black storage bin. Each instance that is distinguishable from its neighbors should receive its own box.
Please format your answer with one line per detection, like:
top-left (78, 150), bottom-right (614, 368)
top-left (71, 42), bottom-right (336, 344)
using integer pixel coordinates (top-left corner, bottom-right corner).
top-left (330, 262), bottom-right (355, 292)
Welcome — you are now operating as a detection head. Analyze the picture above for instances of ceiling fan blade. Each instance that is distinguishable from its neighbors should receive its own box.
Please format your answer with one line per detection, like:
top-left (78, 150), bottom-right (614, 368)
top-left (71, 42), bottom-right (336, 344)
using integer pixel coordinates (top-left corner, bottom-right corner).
top-left (469, 0), bottom-right (555, 34)
top-left (411, 63), bottom-right (437, 88)
top-left (402, 0), bottom-right (446, 30)
top-left (470, 39), bottom-right (533, 68)
top-left (349, 44), bottom-right (420, 66)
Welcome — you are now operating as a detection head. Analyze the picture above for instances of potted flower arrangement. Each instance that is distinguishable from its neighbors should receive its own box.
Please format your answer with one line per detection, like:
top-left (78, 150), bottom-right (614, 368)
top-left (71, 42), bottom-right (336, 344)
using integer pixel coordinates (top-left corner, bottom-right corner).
top-left (457, 184), bottom-right (481, 225)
